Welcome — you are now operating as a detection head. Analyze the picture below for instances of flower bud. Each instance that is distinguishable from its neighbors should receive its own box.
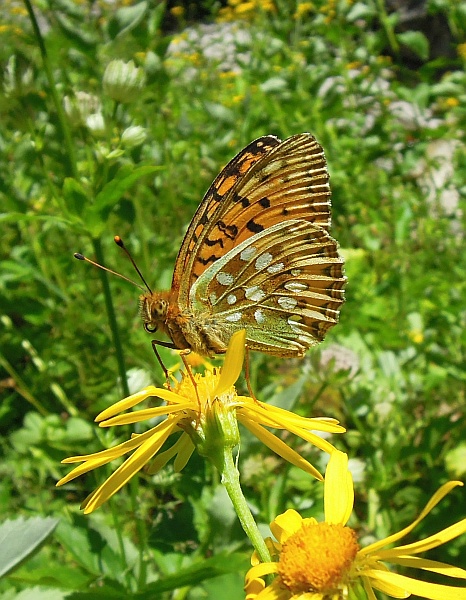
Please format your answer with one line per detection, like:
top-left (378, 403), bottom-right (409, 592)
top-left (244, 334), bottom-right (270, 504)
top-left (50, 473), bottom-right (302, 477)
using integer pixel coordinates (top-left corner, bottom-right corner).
top-left (103, 59), bottom-right (145, 103)
top-left (63, 91), bottom-right (102, 126)
top-left (85, 113), bottom-right (106, 136)
top-left (121, 125), bottom-right (147, 148)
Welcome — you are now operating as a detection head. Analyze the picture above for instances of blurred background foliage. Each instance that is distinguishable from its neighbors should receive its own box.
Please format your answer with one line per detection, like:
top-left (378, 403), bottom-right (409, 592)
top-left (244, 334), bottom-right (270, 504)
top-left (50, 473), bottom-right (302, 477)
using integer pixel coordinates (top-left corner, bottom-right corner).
top-left (0, 0), bottom-right (465, 597)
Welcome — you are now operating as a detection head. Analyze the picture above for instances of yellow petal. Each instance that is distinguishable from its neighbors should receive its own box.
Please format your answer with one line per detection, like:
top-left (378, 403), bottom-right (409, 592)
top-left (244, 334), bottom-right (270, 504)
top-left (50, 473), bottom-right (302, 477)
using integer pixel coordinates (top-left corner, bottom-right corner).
top-left (375, 518), bottom-right (466, 559)
top-left (238, 405), bottom-right (341, 453)
top-left (364, 571), bottom-right (410, 598)
top-left (389, 556), bottom-right (466, 579)
top-left (324, 450), bottom-right (354, 525)
top-left (147, 432), bottom-right (195, 474)
top-left (82, 417), bottom-right (179, 513)
top-left (240, 399), bottom-right (344, 433)
top-left (361, 577), bottom-right (380, 600)
top-left (365, 569), bottom-right (466, 600)
top-left (271, 509), bottom-right (303, 542)
top-left (213, 329), bottom-right (245, 397)
top-left (57, 426), bottom-right (161, 484)
top-left (245, 562), bottom-right (279, 584)
top-left (173, 434), bottom-right (195, 472)
top-left (99, 402), bottom-right (192, 426)
top-left (96, 386), bottom-right (186, 422)
top-left (238, 415), bottom-right (323, 480)
top-left (360, 481), bottom-right (464, 555)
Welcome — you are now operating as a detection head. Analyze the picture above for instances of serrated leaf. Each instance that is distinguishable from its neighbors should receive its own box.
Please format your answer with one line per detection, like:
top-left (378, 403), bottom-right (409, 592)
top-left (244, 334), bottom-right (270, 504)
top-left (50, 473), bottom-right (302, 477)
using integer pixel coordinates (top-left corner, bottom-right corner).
top-left (397, 31), bottom-right (429, 61)
top-left (0, 516), bottom-right (59, 578)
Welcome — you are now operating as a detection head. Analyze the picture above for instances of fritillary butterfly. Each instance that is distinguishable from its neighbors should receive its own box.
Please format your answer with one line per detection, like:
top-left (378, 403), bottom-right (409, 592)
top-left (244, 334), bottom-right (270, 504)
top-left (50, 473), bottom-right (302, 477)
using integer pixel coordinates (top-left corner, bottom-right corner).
top-left (140, 133), bottom-right (346, 358)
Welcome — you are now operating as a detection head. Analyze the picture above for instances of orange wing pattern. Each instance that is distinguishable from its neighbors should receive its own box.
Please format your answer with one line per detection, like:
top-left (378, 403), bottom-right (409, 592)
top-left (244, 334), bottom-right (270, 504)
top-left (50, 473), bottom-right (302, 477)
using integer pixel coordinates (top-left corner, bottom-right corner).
top-left (173, 135), bottom-right (281, 300)
top-left (174, 133), bottom-right (331, 305)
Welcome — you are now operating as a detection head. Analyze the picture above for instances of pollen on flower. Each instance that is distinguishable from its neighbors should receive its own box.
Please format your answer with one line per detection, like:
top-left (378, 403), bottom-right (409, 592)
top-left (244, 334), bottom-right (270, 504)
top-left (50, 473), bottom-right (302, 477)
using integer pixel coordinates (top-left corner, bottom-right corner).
top-left (175, 370), bottom-right (220, 405)
top-left (277, 522), bottom-right (359, 594)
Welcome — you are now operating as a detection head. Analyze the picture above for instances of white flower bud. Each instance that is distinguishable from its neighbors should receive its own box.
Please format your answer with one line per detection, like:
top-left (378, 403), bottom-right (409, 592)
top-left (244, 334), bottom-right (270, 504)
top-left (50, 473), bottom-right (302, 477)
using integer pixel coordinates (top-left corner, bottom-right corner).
top-left (103, 59), bottom-right (145, 103)
top-left (121, 125), bottom-right (147, 148)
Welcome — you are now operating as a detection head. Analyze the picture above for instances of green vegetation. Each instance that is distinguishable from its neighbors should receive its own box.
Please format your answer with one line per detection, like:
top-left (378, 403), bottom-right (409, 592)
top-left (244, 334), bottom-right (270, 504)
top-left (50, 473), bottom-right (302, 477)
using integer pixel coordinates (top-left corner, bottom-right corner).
top-left (0, 0), bottom-right (465, 597)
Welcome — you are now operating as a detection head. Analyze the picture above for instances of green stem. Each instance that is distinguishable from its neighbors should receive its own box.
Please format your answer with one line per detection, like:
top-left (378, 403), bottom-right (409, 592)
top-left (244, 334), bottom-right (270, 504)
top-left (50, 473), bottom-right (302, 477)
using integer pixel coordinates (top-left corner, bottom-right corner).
top-left (23, 0), bottom-right (78, 178)
top-left (375, 0), bottom-right (399, 56)
top-left (0, 352), bottom-right (48, 416)
top-left (92, 238), bottom-right (129, 397)
top-left (221, 447), bottom-right (271, 563)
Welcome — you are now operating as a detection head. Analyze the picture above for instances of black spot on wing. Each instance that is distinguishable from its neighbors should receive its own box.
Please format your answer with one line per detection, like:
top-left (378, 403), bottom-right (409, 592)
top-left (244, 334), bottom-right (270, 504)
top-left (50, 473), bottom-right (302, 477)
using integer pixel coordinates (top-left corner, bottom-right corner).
top-left (247, 219), bottom-right (264, 233)
top-left (197, 254), bottom-right (219, 266)
top-left (218, 220), bottom-right (238, 240)
top-left (259, 196), bottom-right (270, 208)
top-left (205, 237), bottom-right (224, 248)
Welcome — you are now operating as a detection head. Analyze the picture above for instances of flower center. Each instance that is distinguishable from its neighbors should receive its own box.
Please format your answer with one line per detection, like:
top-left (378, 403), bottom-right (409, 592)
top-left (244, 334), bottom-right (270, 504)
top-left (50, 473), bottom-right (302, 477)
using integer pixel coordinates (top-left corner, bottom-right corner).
top-left (277, 522), bottom-right (359, 594)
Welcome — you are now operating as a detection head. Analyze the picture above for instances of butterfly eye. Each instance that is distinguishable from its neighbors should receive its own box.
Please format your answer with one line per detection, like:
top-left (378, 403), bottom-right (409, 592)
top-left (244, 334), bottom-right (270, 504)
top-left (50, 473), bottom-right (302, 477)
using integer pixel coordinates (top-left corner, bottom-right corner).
top-left (144, 323), bottom-right (158, 334)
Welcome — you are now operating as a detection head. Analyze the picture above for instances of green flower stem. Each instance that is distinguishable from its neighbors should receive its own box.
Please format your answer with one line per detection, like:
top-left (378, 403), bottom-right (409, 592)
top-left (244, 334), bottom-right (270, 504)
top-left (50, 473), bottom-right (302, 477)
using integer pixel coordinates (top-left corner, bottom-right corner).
top-left (23, 0), bottom-right (78, 179)
top-left (0, 352), bottom-right (48, 416)
top-left (92, 238), bottom-right (129, 398)
top-left (221, 446), bottom-right (271, 563)
top-left (375, 0), bottom-right (399, 56)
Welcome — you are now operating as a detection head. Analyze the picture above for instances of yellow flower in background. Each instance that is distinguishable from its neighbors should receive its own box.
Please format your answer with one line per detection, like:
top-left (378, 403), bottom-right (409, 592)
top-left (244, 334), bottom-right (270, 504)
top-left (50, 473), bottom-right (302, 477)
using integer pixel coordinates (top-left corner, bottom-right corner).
top-left (246, 450), bottom-right (466, 599)
top-left (457, 43), bottom-right (466, 60)
top-left (57, 331), bottom-right (344, 513)
top-left (294, 3), bottom-right (314, 19)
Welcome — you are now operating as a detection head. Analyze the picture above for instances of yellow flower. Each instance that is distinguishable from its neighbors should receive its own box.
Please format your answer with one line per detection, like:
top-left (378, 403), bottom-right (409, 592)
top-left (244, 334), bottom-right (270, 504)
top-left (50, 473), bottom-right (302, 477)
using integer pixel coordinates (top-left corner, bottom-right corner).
top-left (170, 6), bottom-right (185, 17)
top-left (294, 3), bottom-right (314, 19)
top-left (444, 97), bottom-right (460, 108)
top-left (57, 331), bottom-right (344, 513)
top-left (457, 43), bottom-right (466, 61)
top-left (245, 450), bottom-right (466, 599)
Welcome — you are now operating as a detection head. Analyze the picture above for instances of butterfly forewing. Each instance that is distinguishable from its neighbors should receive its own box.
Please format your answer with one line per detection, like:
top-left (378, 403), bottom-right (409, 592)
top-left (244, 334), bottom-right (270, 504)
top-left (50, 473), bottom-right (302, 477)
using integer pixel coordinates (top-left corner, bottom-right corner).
top-left (189, 220), bottom-right (345, 357)
top-left (175, 133), bottom-right (332, 305)
top-left (173, 135), bottom-right (281, 299)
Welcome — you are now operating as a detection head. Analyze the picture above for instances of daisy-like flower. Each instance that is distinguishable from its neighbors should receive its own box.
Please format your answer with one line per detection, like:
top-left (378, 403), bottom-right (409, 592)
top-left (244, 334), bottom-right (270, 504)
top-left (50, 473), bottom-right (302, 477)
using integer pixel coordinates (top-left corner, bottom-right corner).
top-left (57, 331), bottom-right (344, 514)
top-left (245, 450), bottom-right (466, 600)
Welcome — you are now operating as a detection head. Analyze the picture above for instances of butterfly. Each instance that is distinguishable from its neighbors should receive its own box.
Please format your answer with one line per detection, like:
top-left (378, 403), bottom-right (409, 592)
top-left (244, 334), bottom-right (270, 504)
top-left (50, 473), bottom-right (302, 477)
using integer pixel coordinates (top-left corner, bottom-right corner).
top-left (140, 133), bottom-right (346, 358)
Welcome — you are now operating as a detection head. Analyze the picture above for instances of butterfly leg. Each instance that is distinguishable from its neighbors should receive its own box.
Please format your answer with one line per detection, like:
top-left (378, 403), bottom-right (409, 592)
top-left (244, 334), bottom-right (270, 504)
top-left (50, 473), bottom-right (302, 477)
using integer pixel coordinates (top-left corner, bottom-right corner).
top-left (150, 339), bottom-right (177, 389)
top-left (179, 350), bottom-right (202, 422)
top-left (245, 346), bottom-right (260, 404)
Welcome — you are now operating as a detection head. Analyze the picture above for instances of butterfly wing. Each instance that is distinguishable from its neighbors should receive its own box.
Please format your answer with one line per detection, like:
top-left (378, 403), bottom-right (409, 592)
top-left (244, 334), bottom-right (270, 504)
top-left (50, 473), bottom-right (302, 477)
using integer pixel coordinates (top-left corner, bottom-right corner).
top-left (189, 220), bottom-right (345, 357)
top-left (173, 133), bottom-right (331, 307)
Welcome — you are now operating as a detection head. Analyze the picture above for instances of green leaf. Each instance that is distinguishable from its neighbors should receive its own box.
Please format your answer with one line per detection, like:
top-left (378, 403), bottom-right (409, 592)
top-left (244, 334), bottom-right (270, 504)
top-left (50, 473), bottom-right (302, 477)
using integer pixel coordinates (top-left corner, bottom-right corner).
top-left (85, 165), bottom-right (160, 237)
top-left (396, 31), bottom-right (429, 61)
top-left (54, 520), bottom-right (123, 578)
top-left (9, 588), bottom-right (71, 600)
top-left (0, 516), bottom-right (59, 578)
top-left (108, 1), bottom-right (148, 38)
top-left (10, 565), bottom-right (91, 589)
top-left (139, 552), bottom-right (249, 595)
top-left (62, 177), bottom-right (89, 219)
top-left (0, 212), bottom-right (76, 227)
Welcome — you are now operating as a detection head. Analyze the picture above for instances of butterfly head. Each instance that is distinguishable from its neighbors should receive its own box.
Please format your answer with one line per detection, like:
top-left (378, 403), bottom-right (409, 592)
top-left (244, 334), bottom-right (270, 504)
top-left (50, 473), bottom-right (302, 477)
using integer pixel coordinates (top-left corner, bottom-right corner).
top-left (139, 291), bottom-right (170, 334)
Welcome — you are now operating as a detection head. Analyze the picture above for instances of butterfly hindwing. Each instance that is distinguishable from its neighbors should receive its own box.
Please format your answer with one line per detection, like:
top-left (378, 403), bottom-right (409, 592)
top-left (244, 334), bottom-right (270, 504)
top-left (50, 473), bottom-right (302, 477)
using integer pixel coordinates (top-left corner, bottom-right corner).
top-left (189, 220), bottom-right (345, 357)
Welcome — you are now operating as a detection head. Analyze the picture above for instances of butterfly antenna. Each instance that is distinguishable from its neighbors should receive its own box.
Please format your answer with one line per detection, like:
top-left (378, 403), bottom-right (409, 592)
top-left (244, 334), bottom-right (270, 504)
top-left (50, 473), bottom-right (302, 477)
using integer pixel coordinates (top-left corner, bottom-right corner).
top-left (73, 253), bottom-right (146, 292)
top-left (114, 236), bottom-right (153, 294)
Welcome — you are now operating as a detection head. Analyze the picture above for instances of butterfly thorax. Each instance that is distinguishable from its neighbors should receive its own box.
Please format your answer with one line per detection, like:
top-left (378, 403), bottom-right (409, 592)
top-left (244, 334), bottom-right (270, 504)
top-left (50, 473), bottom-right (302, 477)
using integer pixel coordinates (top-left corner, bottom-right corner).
top-left (140, 290), bottom-right (230, 356)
